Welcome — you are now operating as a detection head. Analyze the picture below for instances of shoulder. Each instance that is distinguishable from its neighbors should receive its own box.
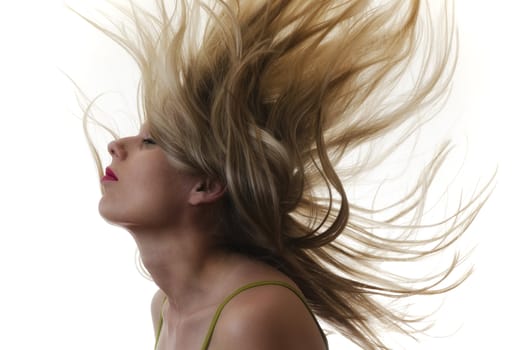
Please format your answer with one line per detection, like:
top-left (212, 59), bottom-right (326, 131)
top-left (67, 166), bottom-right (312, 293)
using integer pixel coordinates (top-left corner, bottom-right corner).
top-left (151, 289), bottom-right (166, 333)
top-left (211, 282), bottom-right (326, 350)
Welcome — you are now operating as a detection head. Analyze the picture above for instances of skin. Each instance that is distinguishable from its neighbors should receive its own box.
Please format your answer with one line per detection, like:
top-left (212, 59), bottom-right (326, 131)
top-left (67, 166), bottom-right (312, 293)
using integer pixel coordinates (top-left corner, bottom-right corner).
top-left (100, 124), bottom-right (327, 350)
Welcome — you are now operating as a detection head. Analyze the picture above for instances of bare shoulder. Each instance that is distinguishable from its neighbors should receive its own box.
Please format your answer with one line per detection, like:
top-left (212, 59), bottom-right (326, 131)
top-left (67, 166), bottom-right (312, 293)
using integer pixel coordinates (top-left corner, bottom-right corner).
top-left (211, 283), bottom-right (327, 350)
top-left (151, 289), bottom-right (166, 334)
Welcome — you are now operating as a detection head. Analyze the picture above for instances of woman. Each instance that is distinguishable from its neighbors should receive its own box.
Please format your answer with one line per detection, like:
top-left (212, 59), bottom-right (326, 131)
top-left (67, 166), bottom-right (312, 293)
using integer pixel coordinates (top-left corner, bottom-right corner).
top-left (75, 0), bottom-right (492, 349)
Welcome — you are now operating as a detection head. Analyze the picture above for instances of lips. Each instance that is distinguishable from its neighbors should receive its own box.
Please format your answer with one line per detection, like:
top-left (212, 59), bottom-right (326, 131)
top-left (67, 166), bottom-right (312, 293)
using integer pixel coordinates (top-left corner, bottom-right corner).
top-left (102, 167), bottom-right (119, 182)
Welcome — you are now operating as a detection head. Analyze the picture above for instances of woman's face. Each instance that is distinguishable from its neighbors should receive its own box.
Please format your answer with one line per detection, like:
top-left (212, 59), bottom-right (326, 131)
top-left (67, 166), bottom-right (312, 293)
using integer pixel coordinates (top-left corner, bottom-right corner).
top-left (98, 124), bottom-right (198, 230)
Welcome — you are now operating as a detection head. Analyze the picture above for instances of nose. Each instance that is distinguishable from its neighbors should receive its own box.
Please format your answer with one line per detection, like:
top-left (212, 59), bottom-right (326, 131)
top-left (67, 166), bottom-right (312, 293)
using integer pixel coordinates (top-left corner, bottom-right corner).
top-left (107, 139), bottom-right (127, 159)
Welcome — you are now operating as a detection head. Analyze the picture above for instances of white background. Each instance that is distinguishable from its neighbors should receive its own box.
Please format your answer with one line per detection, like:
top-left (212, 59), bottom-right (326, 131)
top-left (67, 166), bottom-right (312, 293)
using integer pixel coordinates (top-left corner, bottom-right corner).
top-left (0, 1), bottom-right (525, 349)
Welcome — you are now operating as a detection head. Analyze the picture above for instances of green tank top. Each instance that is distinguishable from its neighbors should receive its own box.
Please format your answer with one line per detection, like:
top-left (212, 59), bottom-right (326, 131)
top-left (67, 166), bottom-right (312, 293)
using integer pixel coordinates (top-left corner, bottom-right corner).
top-left (154, 280), bottom-right (328, 349)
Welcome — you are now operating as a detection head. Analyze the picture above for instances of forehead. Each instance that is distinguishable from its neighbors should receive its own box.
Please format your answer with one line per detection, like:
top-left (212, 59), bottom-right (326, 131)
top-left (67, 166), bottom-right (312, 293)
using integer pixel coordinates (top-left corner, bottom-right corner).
top-left (139, 122), bottom-right (150, 134)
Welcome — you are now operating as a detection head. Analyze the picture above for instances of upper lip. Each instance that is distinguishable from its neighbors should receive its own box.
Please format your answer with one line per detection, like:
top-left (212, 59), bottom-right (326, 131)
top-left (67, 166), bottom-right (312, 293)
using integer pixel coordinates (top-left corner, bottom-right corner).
top-left (105, 167), bottom-right (119, 181)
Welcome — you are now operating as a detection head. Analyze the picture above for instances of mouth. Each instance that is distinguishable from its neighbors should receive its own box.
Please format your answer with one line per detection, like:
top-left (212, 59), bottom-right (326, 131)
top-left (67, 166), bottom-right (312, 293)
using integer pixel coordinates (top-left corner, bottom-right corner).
top-left (102, 167), bottom-right (119, 182)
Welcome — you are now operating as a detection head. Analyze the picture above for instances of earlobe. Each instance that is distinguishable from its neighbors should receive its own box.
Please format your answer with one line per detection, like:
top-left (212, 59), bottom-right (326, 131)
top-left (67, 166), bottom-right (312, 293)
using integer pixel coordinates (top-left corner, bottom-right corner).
top-left (189, 179), bottom-right (226, 205)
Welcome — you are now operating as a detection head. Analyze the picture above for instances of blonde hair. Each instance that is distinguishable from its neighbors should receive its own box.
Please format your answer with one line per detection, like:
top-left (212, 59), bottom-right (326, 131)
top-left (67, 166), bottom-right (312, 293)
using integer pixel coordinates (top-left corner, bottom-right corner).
top-left (73, 0), bottom-right (494, 348)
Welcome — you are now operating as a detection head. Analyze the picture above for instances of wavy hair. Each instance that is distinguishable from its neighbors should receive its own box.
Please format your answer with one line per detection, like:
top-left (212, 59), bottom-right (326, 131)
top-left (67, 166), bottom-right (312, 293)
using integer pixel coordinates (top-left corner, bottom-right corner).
top-left (72, 0), bottom-right (494, 348)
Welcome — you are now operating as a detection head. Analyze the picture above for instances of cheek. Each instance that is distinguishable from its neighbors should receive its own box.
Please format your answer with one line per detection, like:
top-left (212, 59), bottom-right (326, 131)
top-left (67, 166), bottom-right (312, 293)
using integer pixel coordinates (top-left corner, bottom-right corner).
top-left (98, 169), bottom-right (189, 228)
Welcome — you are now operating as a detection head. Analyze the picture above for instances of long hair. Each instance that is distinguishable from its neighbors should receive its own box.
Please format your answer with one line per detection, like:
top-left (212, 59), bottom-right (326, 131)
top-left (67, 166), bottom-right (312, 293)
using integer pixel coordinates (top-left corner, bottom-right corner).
top-left (72, 0), bottom-right (494, 348)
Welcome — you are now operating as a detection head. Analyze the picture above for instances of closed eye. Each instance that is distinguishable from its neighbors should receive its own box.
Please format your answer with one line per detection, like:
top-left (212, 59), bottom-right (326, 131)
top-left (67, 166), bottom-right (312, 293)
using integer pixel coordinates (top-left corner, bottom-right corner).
top-left (142, 138), bottom-right (157, 145)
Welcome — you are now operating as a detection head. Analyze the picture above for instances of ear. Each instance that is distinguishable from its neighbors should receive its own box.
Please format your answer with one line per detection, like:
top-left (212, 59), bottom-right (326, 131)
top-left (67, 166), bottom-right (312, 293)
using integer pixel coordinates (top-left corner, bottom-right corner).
top-left (188, 178), bottom-right (227, 206)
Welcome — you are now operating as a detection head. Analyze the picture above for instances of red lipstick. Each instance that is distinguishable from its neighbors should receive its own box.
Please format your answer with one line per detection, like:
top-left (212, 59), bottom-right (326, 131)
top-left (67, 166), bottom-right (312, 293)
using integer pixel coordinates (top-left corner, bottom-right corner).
top-left (102, 167), bottom-right (119, 182)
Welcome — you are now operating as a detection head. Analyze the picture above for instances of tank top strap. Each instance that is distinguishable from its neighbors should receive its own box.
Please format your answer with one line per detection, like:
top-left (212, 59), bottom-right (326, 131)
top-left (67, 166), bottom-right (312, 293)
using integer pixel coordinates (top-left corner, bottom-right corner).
top-left (200, 280), bottom-right (328, 350)
top-left (154, 295), bottom-right (168, 350)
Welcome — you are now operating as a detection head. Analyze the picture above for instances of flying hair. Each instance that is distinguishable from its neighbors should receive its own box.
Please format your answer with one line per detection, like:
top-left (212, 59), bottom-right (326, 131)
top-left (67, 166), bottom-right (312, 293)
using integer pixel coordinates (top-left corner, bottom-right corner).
top-left (70, 0), bottom-right (495, 348)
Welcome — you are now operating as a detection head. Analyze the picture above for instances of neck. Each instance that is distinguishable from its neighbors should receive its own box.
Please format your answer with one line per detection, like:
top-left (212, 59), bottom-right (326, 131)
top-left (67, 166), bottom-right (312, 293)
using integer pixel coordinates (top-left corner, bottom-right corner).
top-left (129, 225), bottom-right (232, 314)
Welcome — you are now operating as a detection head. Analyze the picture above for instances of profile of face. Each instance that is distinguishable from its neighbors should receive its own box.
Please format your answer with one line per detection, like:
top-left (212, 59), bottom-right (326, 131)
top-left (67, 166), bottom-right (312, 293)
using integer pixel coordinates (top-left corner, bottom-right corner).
top-left (98, 124), bottom-right (200, 231)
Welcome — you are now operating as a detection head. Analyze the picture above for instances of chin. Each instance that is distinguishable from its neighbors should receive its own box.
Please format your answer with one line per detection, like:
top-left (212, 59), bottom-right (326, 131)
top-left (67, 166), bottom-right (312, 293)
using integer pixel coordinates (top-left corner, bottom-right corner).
top-left (98, 197), bottom-right (126, 226)
top-left (98, 198), bottom-right (156, 230)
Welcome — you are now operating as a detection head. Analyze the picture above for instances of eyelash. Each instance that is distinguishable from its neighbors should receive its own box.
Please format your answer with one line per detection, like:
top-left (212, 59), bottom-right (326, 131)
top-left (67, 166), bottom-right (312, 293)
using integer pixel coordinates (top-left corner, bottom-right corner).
top-left (142, 138), bottom-right (156, 145)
